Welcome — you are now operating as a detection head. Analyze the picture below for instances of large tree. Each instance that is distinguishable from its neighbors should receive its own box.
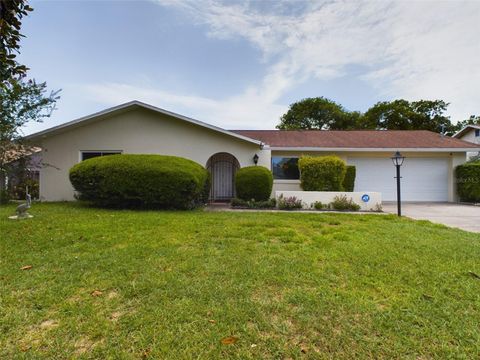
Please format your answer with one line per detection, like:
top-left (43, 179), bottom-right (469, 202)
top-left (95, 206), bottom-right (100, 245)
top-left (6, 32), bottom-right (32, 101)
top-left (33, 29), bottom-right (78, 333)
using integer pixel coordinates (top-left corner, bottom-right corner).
top-left (277, 98), bottom-right (462, 134)
top-left (363, 99), bottom-right (455, 134)
top-left (0, 0), bottom-right (60, 202)
top-left (276, 97), bottom-right (359, 130)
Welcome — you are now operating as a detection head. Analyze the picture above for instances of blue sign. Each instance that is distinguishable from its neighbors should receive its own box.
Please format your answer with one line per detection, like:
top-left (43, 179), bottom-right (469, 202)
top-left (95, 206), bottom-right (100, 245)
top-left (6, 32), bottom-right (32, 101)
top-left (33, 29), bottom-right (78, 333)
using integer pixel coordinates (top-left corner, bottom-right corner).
top-left (361, 194), bottom-right (370, 203)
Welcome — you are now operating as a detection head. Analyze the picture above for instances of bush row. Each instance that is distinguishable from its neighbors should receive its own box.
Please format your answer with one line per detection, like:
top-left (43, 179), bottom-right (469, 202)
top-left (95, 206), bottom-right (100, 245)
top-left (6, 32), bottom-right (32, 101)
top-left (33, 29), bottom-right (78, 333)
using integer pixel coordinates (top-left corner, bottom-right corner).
top-left (69, 153), bottom-right (359, 209)
top-left (277, 194), bottom-right (361, 211)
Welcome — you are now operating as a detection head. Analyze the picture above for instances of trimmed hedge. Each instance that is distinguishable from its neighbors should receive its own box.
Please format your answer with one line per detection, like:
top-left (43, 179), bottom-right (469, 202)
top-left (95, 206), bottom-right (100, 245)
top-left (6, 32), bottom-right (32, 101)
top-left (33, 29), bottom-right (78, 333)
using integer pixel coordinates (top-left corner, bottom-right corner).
top-left (69, 154), bottom-right (210, 209)
top-left (235, 166), bottom-right (273, 201)
top-left (455, 161), bottom-right (480, 202)
top-left (298, 155), bottom-right (347, 191)
top-left (343, 165), bottom-right (356, 192)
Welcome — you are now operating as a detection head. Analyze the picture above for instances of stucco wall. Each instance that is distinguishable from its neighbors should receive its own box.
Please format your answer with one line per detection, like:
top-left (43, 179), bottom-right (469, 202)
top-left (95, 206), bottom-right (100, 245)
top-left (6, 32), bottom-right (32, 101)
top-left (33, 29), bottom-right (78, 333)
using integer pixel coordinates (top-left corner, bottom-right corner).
top-left (457, 129), bottom-right (480, 160)
top-left (37, 108), bottom-right (269, 201)
top-left (271, 150), bottom-right (467, 202)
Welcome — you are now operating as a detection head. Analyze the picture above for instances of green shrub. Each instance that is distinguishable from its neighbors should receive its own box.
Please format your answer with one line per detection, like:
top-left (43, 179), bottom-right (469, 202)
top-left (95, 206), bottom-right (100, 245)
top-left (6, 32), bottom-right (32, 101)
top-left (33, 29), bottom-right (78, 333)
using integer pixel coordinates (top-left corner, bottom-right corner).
top-left (235, 166), bottom-right (273, 201)
top-left (312, 201), bottom-right (326, 210)
top-left (277, 195), bottom-right (303, 210)
top-left (69, 154), bottom-right (209, 209)
top-left (230, 198), bottom-right (276, 209)
top-left (343, 165), bottom-right (356, 192)
top-left (298, 156), bottom-right (347, 191)
top-left (329, 195), bottom-right (360, 211)
top-left (0, 189), bottom-right (10, 205)
top-left (456, 162), bottom-right (480, 202)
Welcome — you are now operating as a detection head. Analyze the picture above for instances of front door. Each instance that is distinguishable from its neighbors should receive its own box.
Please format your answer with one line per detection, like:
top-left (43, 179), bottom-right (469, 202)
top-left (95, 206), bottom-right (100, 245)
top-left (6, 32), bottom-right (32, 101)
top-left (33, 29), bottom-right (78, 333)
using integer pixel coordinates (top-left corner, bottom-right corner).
top-left (212, 160), bottom-right (234, 200)
top-left (207, 152), bottom-right (240, 201)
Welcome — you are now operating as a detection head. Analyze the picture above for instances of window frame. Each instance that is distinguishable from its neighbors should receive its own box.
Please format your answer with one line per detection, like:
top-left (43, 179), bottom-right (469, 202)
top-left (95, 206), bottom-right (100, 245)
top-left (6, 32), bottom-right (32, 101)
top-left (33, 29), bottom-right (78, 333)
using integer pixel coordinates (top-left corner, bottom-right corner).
top-left (475, 129), bottom-right (480, 137)
top-left (79, 150), bottom-right (123, 162)
top-left (271, 156), bottom-right (301, 180)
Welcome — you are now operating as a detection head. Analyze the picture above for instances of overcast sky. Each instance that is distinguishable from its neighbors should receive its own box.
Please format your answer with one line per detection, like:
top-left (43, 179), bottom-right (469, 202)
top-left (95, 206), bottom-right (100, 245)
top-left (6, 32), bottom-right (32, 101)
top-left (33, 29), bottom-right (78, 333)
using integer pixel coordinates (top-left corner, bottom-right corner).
top-left (20, 0), bottom-right (480, 134)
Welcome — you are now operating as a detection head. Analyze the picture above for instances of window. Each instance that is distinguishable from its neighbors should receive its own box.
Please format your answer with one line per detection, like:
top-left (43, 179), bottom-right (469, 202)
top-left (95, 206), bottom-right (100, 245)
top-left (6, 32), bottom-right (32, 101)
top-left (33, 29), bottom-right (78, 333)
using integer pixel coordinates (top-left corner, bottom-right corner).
top-left (475, 129), bottom-right (480, 137)
top-left (272, 157), bottom-right (300, 180)
top-left (81, 151), bottom-right (121, 161)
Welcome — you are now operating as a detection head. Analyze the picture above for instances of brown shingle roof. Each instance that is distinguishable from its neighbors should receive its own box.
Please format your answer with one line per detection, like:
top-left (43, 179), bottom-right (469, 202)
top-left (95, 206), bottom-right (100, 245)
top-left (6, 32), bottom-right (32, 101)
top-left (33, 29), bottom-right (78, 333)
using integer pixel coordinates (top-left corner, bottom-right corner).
top-left (231, 130), bottom-right (480, 149)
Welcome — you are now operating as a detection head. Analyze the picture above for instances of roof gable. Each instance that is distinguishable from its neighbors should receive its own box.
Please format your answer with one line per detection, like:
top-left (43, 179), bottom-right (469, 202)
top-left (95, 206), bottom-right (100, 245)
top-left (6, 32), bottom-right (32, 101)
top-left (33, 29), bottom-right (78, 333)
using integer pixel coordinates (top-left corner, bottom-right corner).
top-left (26, 101), bottom-right (262, 146)
top-left (453, 125), bottom-right (480, 139)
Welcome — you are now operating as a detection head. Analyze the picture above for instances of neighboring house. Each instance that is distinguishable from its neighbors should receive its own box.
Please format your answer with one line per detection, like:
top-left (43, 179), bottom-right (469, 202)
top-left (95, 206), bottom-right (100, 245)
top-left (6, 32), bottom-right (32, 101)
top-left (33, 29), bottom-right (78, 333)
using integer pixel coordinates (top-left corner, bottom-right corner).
top-left (453, 125), bottom-right (480, 160)
top-left (26, 101), bottom-right (480, 203)
top-left (1, 147), bottom-right (42, 199)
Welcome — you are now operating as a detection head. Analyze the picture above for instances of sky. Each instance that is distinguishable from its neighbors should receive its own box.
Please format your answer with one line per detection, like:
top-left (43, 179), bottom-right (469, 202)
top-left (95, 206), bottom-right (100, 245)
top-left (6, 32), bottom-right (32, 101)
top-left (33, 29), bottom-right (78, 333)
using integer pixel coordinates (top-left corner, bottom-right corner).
top-left (19, 0), bottom-right (480, 135)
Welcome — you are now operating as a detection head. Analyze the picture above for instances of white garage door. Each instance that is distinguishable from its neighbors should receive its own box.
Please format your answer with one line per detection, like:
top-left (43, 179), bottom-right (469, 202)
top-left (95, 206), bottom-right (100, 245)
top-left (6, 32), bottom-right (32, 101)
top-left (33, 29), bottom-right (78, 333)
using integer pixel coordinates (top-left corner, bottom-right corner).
top-left (348, 157), bottom-right (449, 201)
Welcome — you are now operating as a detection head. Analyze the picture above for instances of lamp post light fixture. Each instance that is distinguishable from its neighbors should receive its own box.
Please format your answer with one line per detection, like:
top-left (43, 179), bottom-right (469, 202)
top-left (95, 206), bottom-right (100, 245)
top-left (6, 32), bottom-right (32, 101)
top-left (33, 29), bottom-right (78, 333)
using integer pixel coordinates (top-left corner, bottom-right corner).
top-left (391, 151), bottom-right (405, 216)
top-left (253, 153), bottom-right (259, 165)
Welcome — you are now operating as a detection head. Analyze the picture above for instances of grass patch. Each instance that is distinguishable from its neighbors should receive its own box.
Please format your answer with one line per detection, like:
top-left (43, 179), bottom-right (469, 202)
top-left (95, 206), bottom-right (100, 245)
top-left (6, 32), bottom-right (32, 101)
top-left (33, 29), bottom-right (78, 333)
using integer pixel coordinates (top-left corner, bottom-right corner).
top-left (1, 203), bottom-right (480, 358)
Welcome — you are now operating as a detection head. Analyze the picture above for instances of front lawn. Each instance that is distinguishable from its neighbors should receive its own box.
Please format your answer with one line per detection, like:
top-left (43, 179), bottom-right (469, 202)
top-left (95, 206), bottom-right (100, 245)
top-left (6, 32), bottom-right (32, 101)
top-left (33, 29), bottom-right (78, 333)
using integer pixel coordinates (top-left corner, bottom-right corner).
top-left (1, 203), bottom-right (480, 358)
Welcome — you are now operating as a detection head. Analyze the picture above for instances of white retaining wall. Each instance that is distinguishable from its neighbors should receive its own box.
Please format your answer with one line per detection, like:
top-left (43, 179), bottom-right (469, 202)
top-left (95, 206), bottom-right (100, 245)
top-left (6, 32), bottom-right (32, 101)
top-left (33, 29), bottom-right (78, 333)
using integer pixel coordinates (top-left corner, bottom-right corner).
top-left (275, 191), bottom-right (382, 211)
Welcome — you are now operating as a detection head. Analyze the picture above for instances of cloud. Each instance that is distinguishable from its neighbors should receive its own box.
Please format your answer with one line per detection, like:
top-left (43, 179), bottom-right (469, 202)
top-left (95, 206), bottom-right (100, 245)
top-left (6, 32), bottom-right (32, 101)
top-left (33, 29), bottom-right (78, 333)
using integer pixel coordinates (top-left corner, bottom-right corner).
top-left (80, 0), bottom-right (480, 130)
top-left (152, 0), bottom-right (480, 123)
top-left (82, 82), bottom-right (286, 129)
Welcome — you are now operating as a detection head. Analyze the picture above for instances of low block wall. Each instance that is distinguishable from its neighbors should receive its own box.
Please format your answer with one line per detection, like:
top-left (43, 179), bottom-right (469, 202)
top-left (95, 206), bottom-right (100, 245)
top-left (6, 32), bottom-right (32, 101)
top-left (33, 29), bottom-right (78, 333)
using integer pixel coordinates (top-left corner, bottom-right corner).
top-left (275, 191), bottom-right (382, 211)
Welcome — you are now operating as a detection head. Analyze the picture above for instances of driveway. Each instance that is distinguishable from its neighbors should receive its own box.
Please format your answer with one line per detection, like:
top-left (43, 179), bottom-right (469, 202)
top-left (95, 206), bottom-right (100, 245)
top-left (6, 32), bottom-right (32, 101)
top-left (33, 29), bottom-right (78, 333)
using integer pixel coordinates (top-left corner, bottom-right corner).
top-left (382, 202), bottom-right (480, 233)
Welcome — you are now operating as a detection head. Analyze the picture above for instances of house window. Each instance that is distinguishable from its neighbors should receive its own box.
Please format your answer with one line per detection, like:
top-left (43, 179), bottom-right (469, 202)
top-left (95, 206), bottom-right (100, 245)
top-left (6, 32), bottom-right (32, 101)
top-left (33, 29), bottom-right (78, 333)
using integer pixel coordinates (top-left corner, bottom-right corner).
top-left (81, 151), bottom-right (122, 161)
top-left (475, 129), bottom-right (480, 137)
top-left (272, 157), bottom-right (300, 180)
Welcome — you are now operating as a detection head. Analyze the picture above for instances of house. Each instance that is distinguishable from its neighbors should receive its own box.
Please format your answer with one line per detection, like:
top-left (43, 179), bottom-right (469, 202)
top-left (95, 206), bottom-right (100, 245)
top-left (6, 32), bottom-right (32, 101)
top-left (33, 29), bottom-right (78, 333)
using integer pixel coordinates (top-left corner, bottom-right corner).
top-left (452, 125), bottom-right (480, 160)
top-left (1, 147), bottom-right (42, 199)
top-left (26, 101), bottom-right (480, 203)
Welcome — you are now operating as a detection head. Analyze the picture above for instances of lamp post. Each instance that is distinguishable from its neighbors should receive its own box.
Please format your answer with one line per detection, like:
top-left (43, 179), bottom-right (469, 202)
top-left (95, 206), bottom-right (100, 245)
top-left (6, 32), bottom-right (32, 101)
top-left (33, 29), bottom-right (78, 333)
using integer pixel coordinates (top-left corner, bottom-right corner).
top-left (253, 154), bottom-right (259, 165)
top-left (391, 151), bottom-right (405, 216)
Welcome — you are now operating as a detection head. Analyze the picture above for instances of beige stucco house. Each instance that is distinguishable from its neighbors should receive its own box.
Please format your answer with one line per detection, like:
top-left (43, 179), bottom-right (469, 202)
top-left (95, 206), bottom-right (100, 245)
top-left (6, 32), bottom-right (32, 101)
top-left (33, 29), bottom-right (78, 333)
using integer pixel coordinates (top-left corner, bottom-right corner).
top-left (27, 101), bottom-right (480, 203)
top-left (453, 125), bottom-right (480, 160)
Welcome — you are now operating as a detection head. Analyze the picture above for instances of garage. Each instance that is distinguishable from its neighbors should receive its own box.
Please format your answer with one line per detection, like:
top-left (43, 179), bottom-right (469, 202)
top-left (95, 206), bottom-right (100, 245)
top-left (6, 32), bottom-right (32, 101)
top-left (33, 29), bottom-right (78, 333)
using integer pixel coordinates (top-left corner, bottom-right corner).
top-left (348, 157), bottom-right (449, 202)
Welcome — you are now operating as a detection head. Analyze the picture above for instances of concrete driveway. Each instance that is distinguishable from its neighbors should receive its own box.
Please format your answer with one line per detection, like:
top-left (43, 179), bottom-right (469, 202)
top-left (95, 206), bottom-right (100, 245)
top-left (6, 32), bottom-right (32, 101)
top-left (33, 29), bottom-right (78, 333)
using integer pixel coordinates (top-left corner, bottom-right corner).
top-left (382, 202), bottom-right (480, 233)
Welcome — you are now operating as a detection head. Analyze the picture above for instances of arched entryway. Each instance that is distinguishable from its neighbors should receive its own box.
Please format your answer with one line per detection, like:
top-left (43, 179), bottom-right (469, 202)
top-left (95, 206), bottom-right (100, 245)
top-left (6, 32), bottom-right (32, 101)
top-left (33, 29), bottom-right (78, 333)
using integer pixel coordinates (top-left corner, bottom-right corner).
top-left (206, 152), bottom-right (240, 201)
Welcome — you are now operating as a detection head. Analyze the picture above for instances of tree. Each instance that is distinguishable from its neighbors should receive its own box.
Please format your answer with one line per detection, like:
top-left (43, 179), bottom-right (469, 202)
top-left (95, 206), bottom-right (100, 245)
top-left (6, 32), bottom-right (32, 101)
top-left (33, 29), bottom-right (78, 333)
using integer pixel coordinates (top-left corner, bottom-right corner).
top-left (0, 1), bottom-right (60, 202)
top-left (454, 115), bottom-right (480, 133)
top-left (0, 0), bottom-right (33, 83)
top-left (362, 100), bottom-right (456, 134)
top-left (276, 97), bottom-right (358, 130)
top-left (0, 80), bottom-right (59, 169)
top-left (277, 98), bottom-right (467, 134)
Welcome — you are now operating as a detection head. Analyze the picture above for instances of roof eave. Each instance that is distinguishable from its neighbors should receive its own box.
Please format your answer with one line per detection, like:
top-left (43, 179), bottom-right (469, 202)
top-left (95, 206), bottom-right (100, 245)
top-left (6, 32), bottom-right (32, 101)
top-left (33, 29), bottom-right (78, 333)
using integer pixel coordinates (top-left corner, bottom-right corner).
top-left (269, 147), bottom-right (479, 152)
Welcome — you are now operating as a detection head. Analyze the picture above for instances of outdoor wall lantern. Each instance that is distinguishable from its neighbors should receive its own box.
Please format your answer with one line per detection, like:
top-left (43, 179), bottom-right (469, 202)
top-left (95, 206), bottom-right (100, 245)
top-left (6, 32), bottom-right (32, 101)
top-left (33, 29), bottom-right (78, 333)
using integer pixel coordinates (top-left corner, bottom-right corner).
top-left (391, 151), bottom-right (405, 216)
top-left (253, 154), bottom-right (259, 165)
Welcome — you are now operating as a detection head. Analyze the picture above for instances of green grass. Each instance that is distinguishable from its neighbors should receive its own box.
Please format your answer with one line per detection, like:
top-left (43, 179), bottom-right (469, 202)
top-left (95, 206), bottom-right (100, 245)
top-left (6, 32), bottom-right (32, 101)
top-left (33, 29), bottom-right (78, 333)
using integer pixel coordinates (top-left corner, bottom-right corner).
top-left (1, 203), bottom-right (480, 359)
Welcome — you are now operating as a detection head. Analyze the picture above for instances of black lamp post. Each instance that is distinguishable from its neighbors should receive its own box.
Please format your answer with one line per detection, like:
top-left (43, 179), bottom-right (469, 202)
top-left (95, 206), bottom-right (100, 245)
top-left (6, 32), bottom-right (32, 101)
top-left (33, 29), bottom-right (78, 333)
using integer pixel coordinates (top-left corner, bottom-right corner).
top-left (253, 154), bottom-right (259, 165)
top-left (391, 151), bottom-right (405, 216)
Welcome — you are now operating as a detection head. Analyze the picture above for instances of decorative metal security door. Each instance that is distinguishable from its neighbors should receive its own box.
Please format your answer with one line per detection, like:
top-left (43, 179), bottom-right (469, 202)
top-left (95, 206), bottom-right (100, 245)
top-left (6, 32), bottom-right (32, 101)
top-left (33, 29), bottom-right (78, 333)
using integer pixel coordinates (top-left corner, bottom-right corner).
top-left (206, 153), bottom-right (240, 201)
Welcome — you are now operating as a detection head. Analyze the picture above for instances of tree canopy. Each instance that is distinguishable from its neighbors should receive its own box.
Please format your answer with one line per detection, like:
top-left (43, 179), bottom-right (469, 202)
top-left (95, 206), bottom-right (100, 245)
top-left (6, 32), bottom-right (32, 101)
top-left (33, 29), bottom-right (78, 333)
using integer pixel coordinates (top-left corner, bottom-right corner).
top-left (277, 97), bottom-right (474, 135)
top-left (0, 0), bottom-right (33, 83)
top-left (363, 99), bottom-right (456, 134)
top-left (0, 0), bottom-right (60, 202)
top-left (277, 97), bottom-right (358, 130)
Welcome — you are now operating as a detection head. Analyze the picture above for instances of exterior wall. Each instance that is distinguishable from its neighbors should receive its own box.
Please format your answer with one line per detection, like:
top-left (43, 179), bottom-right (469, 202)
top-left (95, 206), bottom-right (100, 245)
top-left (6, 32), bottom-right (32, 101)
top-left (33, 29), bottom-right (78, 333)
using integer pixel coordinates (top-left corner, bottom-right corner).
top-left (37, 108), bottom-right (269, 201)
top-left (457, 129), bottom-right (480, 160)
top-left (271, 150), bottom-right (468, 202)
